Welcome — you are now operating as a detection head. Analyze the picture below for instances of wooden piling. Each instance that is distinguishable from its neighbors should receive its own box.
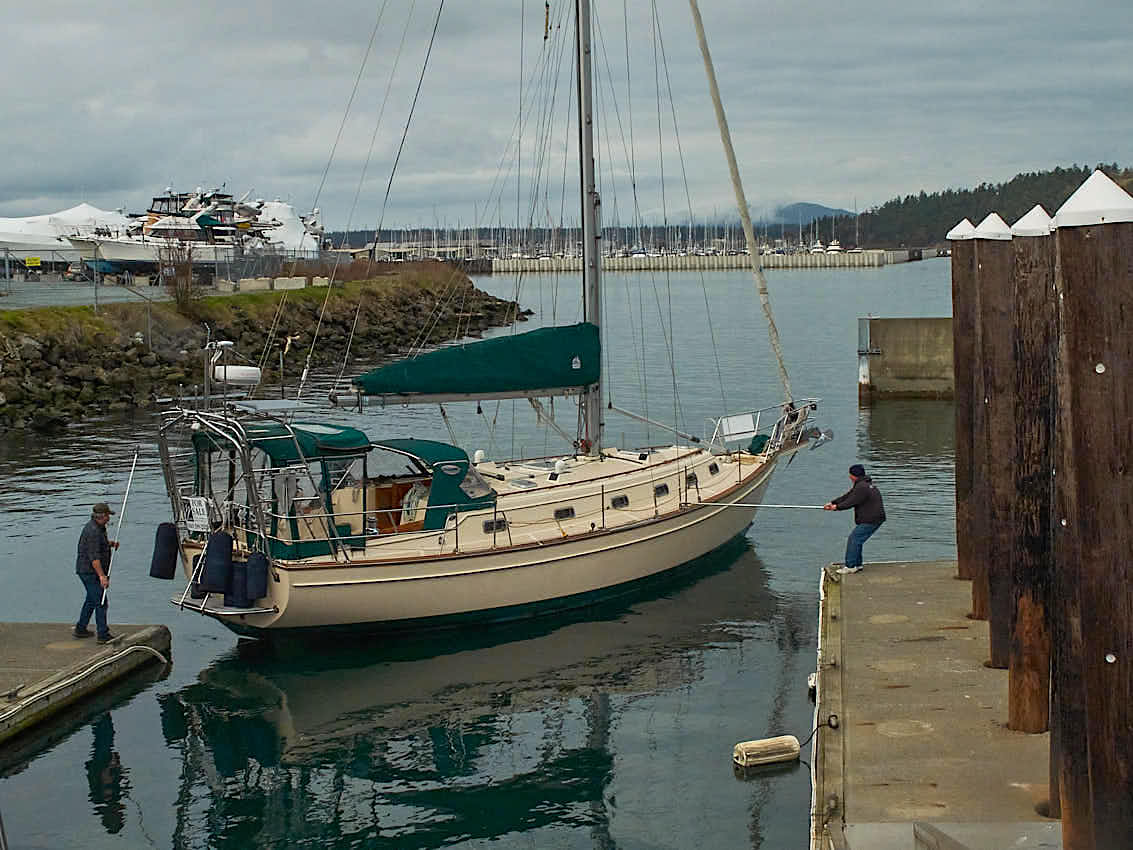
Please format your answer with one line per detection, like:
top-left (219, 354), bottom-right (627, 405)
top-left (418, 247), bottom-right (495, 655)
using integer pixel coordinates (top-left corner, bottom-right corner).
top-left (1007, 208), bottom-right (1054, 732)
top-left (1052, 173), bottom-right (1133, 848)
top-left (948, 224), bottom-right (978, 583)
top-left (972, 215), bottom-right (1016, 643)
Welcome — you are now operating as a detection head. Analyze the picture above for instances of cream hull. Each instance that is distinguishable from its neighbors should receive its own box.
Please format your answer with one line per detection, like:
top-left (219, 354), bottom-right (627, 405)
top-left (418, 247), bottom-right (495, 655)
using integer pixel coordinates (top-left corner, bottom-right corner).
top-left (183, 457), bottom-right (777, 634)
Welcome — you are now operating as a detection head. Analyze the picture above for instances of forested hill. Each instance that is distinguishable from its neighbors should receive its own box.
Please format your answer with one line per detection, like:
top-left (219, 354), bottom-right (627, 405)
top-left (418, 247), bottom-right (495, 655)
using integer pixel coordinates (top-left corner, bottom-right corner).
top-left (839, 164), bottom-right (1133, 249)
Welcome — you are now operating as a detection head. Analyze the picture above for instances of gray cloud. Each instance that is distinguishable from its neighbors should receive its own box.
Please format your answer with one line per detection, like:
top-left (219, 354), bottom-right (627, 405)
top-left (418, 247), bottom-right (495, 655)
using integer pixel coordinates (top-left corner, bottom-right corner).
top-left (1, 1), bottom-right (1129, 226)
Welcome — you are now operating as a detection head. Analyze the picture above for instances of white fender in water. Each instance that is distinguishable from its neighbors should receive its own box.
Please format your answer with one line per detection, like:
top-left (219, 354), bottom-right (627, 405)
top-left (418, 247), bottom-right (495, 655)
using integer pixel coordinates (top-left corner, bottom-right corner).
top-left (213, 365), bottom-right (262, 386)
top-left (732, 734), bottom-right (801, 767)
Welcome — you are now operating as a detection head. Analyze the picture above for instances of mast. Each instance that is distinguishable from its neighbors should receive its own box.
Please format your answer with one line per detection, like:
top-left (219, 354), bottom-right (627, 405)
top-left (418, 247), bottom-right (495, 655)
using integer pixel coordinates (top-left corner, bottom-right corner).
top-left (576, 0), bottom-right (602, 454)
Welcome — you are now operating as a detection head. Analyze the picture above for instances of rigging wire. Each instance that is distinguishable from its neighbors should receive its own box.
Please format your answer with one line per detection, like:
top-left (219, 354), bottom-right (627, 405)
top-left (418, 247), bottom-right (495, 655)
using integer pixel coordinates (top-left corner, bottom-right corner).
top-left (333, 0), bottom-right (417, 391)
top-left (651, 1), bottom-right (681, 434)
top-left (688, 0), bottom-right (794, 403)
top-left (254, 0), bottom-right (391, 392)
top-left (298, 0), bottom-right (446, 400)
top-left (653, 7), bottom-right (727, 413)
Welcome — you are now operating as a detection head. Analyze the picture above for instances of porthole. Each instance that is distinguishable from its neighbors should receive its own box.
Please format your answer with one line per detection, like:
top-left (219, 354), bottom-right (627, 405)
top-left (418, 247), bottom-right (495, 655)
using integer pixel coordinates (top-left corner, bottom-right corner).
top-left (654, 484), bottom-right (670, 499)
top-left (610, 495), bottom-right (630, 509)
top-left (483, 518), bottom-right (508, 534)
top-left (686, 472), bottom-right (698, 488)
top-left (553, 506), bottom-right (575, 521)
top-left (708, 462), bottom-right (720, 476)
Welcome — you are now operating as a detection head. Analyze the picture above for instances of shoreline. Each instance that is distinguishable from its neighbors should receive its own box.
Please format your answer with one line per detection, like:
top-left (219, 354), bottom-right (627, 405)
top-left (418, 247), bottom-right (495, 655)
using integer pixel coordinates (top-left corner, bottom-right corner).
top-left (0, 262), bottom-right (521, 434)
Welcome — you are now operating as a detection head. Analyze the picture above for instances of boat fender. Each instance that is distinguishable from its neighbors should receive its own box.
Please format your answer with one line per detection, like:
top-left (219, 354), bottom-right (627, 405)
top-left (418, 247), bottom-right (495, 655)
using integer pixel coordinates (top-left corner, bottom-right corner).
top-left (732, 734), bottom-right (801, 768)
top-left (200, 531), bottom-right (234, 594)
top-left (224, 561), bottom-right (252, 609)
top-left (149, 522), bottom-right (179, 580)
top-left (246, 553), bottom-right (269, 601)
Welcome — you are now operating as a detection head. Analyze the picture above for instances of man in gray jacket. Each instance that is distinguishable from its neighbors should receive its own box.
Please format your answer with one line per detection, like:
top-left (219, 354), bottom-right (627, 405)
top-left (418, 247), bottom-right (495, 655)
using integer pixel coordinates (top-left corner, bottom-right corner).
top-left (824, 464), bottom-right (885, 574)
top-left (74, 502), bottom-right (120, 643)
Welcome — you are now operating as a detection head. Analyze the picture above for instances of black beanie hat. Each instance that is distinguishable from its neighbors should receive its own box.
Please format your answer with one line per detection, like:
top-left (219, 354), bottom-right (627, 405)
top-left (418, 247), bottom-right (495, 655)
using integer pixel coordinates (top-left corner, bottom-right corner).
top-left (849, 464), bottom-right (865, 477)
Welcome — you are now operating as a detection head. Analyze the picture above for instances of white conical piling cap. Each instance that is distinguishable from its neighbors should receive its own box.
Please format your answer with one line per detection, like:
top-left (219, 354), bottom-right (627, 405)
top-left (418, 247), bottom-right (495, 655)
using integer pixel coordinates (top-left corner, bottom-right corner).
top-left (1053, 169), bottom-right (1133, 228)
top-left (974, 212), bottom-right (1012, 240)
top-left (946, 218), bottom-right (975, 240)
top-left (1011, 205), bottom-right (1053, 237)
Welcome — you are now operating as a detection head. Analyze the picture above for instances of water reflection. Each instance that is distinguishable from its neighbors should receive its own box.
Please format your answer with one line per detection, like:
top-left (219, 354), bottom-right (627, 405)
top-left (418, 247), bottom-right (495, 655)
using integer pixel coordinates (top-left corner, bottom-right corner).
top-left (157, 537), bottom-right (794, 847)
top-left (858, 399), bottom-right (954, 465)
top-left (84, 713), bottom-right (129, 835)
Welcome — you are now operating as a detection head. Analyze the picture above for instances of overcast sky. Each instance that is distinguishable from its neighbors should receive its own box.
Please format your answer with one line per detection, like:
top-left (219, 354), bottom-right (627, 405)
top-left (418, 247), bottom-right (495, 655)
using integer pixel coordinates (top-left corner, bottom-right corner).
top-left (3, 0), bottom-right (1129, 228)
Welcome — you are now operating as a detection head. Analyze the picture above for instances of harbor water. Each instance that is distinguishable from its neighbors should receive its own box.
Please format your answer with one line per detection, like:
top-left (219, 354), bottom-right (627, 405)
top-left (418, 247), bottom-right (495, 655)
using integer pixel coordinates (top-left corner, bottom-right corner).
top-left (0, 260), bottom-right (955, 848)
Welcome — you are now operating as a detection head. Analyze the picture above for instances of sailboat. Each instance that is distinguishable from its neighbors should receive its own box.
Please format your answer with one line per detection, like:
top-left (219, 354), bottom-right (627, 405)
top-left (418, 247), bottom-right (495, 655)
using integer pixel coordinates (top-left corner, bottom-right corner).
top-left (153, 2), bottom-right (823, 636)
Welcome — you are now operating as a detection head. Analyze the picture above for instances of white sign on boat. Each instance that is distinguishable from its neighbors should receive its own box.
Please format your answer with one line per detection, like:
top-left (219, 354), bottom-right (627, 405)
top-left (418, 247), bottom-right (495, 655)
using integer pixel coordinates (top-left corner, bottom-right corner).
top-left (213, 365), bottom-right (262, 386)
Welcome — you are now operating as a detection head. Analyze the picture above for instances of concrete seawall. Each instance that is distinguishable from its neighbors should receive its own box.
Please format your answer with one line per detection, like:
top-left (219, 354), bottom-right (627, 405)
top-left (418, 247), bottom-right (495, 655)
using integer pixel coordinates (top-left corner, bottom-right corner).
top-left (492, 250), bottom-right (930, 274)
top-left (858, 317), bottom-right (953, 402)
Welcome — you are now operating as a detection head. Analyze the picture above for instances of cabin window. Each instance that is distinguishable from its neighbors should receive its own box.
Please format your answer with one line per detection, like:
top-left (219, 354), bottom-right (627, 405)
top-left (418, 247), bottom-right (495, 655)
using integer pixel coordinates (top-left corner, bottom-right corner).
top-left (460, 465), bottom-right (494, 499)
top-left (708, 462), bottom-right (720, 476)
top-left (686, 472), bottom-right (698, 488)
top-left (610, 495), bottom-right (630, 509)
top-left (483, 518), bottom-right (508, 534)
top-left (553, 506), bottom-right (575, 520)
top-left (654, 484), bottom-right (670, 499)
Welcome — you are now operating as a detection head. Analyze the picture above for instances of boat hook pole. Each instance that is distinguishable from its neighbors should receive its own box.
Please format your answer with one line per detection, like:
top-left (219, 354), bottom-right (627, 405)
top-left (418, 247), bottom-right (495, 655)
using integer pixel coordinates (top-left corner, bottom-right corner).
top-left (101, 447), bottom-right (140, 605)
top-left (690, 502), bottom-right (826, 509)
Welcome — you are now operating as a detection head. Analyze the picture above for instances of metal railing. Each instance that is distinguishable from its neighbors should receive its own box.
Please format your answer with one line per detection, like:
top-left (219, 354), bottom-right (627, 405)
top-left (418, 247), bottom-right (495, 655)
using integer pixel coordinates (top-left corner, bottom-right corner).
top-left (171, 448), bottom-right (768, 560)
top-left (704, 398), bottom-right (820, 453)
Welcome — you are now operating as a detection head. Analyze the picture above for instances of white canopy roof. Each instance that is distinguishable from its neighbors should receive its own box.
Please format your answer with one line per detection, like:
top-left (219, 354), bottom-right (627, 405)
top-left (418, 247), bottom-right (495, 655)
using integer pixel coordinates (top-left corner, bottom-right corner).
top-left (0, 202), bottom-right (129, 237)
top-left (258, 201), bottom-right (318, 252)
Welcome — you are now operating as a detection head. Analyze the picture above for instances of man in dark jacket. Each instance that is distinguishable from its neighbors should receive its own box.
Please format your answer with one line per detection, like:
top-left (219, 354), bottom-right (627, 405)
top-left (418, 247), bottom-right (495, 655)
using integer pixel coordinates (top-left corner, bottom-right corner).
top-left (824, 464), bottom-right (885, 574)
top-left (75, 502), bottom-right (120, 643)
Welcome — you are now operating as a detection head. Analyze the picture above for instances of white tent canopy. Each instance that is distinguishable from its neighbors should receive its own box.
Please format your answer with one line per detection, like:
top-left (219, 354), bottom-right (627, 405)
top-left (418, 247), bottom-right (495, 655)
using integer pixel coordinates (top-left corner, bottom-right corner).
top-left (0, 202), bottom-right (129, 237)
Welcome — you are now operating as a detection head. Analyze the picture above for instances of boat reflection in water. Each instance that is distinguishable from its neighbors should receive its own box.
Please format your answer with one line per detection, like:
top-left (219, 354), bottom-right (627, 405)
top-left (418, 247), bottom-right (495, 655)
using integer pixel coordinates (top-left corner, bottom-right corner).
top-left (158, 536), bottom-right (805, 847)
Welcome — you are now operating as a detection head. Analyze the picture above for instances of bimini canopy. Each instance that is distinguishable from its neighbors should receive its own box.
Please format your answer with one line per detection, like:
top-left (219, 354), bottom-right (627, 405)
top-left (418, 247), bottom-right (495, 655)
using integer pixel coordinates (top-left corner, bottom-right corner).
top-left (194, 421), bottom-right (371, 465)
top-left (372, 438), bottom-right (497, 530)
top-left (352, 322), bottom-right (600, 403)
top-left (372, 438), bottom-right (472, 468)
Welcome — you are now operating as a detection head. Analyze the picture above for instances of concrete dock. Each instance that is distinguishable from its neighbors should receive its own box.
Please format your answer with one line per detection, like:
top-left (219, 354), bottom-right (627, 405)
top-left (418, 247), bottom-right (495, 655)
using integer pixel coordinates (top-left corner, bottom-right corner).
top-left (0, 623), bottom-right (171, 746)
top-left (811, 560), bottom-right (1060, 849)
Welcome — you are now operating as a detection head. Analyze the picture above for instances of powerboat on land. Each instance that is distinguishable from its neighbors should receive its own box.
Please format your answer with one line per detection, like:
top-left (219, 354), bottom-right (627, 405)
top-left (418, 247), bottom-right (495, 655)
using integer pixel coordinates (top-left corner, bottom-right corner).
top-left (66, 189), bottom-right (322, 270)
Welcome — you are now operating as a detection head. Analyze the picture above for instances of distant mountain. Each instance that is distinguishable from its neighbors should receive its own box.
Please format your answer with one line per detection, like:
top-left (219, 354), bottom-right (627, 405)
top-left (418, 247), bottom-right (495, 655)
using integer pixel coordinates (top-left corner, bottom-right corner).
top-left (762, 202), bottom-right (853, 227)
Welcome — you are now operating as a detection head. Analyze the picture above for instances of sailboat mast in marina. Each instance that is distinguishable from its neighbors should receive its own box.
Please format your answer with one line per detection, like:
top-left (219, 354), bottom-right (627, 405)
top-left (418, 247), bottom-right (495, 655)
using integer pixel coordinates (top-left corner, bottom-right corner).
top-left (151, 1), bottom-right (826, 636)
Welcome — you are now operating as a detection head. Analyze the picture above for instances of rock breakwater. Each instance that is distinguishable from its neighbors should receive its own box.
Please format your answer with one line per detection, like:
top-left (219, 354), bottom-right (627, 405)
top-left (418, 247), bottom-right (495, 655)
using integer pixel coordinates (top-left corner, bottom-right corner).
top-left (0, 263), bottom-right (521, 433)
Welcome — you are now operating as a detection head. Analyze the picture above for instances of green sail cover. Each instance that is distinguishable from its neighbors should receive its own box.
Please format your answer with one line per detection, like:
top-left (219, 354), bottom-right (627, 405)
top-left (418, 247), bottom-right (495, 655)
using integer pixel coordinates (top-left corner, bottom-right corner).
top-left (352, 322), bottom-right (600, 400)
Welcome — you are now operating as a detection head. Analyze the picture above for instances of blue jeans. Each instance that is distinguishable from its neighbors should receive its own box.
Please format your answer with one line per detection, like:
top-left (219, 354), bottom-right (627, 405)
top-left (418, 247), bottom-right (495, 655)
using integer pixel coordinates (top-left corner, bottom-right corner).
top-left (77, 572), bottom-right (109, 637)
top-left (844, 523), bottom-right (881, 569)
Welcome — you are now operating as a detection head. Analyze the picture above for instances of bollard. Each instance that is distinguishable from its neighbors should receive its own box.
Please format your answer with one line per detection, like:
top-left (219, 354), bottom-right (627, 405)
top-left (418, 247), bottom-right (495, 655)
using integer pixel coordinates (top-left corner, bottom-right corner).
top-left (1007, 205), bottom-right (1054, 733)
top-left (1051, 170), bottom-right (1133, 850)
top-left (972, 212), bottom-right (1014, 667)
top-left (947, 218), bottom-right (977, 582)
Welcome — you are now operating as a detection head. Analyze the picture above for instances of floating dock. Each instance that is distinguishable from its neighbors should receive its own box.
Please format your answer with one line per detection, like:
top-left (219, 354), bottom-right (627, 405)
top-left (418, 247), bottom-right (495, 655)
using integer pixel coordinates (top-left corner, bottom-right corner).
top-left (811, 560), bottom-right (1060, 849)
top-left (0, 623), bottom-right (171, 746)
